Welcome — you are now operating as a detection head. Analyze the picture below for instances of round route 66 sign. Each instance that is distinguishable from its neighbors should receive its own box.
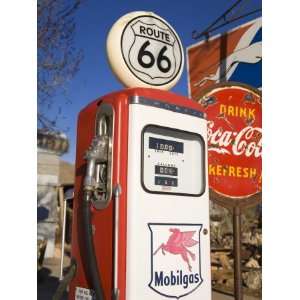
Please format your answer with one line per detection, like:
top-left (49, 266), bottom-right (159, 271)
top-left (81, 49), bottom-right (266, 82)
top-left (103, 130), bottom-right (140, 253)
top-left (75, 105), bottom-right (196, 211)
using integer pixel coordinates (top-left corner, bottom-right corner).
top-left (106, 11), bottom-right (184, 90)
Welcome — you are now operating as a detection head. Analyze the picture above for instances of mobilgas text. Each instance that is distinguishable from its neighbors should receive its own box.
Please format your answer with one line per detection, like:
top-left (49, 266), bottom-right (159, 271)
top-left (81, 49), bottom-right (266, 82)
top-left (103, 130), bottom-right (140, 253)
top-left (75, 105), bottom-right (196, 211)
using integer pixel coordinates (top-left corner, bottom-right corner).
top-left (154, 270), bottom-right (201, 289)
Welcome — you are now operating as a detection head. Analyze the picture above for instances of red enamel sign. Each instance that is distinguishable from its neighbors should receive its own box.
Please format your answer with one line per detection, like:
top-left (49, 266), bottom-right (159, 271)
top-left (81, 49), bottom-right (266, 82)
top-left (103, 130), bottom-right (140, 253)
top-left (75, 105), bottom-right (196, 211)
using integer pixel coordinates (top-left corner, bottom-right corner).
top-left (199, 84), bottom-right (262, 198)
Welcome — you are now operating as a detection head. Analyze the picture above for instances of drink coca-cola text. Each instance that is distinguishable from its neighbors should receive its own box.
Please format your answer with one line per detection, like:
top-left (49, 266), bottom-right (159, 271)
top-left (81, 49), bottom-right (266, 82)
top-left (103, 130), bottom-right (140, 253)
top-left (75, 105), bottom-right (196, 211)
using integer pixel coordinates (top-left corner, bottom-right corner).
top-left (207, 121), bottom-right (262, 158)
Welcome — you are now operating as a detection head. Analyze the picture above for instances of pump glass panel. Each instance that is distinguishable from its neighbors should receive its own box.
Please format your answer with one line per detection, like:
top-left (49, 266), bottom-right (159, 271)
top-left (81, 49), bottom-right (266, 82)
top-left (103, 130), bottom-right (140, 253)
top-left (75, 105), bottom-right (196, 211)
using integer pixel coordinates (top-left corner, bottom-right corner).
top-left (142, 125), bottom-right (205, 195)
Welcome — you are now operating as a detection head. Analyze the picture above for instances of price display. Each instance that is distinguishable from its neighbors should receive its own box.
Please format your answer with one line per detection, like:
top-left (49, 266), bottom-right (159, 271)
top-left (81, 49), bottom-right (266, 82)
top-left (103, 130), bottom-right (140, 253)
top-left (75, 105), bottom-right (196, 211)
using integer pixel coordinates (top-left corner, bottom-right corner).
top-left (149, 137), bottom-right (183, 153)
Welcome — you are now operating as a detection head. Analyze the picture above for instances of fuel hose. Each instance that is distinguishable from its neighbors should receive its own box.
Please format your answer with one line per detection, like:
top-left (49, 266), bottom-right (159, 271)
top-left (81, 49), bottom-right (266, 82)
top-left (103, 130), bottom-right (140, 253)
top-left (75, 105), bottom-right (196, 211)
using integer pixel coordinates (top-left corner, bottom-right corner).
top-left (82, 191), bottom-right (106, 300)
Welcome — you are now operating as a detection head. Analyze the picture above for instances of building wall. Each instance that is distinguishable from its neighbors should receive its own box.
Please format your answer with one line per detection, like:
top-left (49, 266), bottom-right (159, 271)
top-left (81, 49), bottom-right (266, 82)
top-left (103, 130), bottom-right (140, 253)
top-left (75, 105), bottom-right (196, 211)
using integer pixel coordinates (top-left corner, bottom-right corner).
top-left (37, 149), bottom-right (59, 258)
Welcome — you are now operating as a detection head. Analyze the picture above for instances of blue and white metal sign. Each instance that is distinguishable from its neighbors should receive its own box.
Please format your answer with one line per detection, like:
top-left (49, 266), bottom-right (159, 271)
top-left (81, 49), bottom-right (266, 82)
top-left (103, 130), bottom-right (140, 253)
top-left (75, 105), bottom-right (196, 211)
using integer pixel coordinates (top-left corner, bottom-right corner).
top-left (187, 17), bottom-right (262, 99)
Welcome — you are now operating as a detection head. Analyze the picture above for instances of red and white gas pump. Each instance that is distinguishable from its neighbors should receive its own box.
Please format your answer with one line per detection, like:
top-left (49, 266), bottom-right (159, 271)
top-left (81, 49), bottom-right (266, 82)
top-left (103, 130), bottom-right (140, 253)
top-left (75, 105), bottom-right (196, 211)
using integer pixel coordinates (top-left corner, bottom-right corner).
top-left (66, 11), bottom-right (211, 300)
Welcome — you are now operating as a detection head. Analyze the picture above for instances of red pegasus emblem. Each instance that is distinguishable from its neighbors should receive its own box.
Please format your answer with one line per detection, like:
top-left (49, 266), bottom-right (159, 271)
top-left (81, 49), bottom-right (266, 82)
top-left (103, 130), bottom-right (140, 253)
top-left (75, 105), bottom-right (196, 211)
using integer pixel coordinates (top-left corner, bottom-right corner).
top-left (153, 228), bottom-right (199, 271)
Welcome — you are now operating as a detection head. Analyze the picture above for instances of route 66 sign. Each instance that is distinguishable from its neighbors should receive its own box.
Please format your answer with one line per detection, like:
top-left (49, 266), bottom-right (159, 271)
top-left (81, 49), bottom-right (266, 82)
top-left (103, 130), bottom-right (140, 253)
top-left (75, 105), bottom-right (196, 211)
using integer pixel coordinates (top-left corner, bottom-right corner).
top-left (107, 11), bottom-right (184, 90)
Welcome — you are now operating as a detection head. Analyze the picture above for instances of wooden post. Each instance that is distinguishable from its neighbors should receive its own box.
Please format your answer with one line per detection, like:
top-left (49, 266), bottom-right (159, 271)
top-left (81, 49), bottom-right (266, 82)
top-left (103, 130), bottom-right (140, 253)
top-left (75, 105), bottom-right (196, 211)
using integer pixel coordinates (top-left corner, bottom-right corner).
top-left (209, 190), bottom-right (261, 299)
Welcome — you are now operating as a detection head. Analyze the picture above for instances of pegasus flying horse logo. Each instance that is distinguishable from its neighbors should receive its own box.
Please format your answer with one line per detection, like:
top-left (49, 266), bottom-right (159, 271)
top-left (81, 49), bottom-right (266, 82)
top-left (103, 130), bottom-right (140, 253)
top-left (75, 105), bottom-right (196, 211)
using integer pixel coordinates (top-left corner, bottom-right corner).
top-left (148, 223), bottom-right (203, 299)
top-left (154, 228), bottom-right (198, 271)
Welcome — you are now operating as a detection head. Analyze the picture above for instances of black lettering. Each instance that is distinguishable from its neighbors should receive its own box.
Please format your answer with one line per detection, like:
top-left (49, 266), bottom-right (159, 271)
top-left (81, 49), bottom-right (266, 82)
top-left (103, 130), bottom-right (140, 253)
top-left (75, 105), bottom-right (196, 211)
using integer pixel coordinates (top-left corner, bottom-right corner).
top-left (140, 26), bottom-right (146, 35)
top-left (189, 274), bottom-right (195, 284)
top-left (154, 271), bottom-right (164, 286)
top-left (183, 274), bottom-right (189, 289)
top-left (146, 27), bottom-right (153, 36)
top-left (164, 276), bottom-right (170, 286)
top-left (154, 29), bottom-right (160, 39)
top-left (154, 270), bottom-right (200, 289)
top-left (171, 271), bottom-right (176, 285)
top-left (165, 33), bottom-right (170, 42)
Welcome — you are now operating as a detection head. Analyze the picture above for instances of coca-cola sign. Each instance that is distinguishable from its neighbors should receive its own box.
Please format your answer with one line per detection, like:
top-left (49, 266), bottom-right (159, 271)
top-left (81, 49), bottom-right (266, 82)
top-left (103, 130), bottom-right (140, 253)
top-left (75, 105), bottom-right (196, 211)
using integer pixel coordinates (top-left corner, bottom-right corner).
top-left (199, 84), bottom-right (262, 198)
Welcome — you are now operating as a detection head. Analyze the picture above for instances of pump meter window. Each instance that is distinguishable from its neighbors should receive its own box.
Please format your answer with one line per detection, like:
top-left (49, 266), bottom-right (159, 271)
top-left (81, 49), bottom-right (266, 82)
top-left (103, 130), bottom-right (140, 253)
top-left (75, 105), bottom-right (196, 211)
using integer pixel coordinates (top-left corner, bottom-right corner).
top-left (142, 125), bottom-right (205, 196)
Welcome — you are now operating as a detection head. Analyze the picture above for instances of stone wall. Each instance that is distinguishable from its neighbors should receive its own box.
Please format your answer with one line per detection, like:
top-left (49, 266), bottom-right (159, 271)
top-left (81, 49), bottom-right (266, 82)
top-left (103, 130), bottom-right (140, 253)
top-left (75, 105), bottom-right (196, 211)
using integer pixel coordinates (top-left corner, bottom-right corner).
top-left (37, 149), bottom-right (60, 258)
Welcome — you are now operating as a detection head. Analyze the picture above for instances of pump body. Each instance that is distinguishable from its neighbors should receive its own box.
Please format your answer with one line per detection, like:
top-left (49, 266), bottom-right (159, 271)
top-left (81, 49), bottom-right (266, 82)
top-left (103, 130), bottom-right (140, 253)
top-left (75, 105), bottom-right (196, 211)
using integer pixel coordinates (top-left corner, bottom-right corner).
top-left (69, 88), bottom-right (211, 300)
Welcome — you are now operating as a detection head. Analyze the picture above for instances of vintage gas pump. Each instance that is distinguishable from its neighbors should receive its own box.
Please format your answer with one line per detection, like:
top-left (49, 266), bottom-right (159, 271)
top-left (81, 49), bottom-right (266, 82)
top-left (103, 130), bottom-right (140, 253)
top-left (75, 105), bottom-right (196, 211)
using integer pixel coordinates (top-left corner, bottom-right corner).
top-left (67, 12), bottom-right (211, 300)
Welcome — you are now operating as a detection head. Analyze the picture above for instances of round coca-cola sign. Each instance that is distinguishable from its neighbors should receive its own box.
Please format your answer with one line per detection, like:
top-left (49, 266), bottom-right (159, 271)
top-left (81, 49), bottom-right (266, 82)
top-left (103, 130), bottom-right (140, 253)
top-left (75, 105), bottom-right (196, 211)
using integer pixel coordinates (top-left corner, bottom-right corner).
top-left (199, 83), bottom-right (262, 199)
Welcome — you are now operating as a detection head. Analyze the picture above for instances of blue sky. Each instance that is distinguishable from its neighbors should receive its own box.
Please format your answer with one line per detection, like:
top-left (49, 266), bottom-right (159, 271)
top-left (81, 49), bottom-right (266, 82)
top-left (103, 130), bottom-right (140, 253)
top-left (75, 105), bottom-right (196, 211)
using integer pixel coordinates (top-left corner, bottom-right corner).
top-left (44, 0), bottom-right (261, 163)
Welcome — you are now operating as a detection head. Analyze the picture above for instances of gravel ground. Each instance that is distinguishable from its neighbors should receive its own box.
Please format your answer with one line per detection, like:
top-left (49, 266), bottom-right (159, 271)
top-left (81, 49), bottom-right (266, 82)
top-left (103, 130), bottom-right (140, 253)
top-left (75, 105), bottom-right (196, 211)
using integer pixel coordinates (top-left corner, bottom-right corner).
top-left (38, 255), bottom-right (70, 300)
top-left (37, 254), bottom-right (259, 300)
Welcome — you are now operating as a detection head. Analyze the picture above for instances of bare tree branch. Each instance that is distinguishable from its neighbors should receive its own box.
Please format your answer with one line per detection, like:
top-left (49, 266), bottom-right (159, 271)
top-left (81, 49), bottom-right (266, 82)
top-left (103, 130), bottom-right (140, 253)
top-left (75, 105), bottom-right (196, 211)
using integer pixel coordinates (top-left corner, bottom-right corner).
top-left (37, 0), bottom-right (85, 130)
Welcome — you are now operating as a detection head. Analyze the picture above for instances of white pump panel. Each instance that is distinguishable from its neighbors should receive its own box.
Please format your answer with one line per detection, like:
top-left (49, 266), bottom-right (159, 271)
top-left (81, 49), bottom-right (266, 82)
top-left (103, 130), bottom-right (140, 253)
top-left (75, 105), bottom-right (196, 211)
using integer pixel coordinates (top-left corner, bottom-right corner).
top-left (126, 97), bottom-right (211, 300)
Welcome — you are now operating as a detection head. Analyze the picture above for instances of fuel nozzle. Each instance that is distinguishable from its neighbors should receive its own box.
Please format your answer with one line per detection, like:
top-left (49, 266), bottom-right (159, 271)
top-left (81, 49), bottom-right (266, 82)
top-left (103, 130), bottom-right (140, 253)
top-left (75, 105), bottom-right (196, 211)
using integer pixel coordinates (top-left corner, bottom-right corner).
top-left (83, 135), bottom-right (109, 193)
top-left (83, 108), bottom-right (113, 209)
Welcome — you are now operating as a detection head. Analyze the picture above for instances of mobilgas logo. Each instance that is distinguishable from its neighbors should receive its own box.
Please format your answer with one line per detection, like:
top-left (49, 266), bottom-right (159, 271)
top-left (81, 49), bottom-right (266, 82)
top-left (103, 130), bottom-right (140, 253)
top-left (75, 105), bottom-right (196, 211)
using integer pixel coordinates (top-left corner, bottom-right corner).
top-left (154, 270), bottom-right (201, 289)
top-left (148, 224), bottom-right (203, 299)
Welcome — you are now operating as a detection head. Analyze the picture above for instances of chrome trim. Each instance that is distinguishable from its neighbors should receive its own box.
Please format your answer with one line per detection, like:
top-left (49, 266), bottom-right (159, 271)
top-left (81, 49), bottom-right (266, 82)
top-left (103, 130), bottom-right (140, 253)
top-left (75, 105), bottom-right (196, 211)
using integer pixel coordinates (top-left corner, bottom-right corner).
top-left (113, 184), bottom-right (122, 300)
top-left (129, 96), bottom-right (205, 119)
top-left (92, 103), bottom-right (114, 210)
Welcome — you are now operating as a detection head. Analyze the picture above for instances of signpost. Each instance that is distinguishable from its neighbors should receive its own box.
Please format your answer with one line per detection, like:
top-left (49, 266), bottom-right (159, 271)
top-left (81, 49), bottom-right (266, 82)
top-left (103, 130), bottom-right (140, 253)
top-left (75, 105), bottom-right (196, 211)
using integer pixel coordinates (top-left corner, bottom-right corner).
top-left (198, 83), bottom-right (262, 300)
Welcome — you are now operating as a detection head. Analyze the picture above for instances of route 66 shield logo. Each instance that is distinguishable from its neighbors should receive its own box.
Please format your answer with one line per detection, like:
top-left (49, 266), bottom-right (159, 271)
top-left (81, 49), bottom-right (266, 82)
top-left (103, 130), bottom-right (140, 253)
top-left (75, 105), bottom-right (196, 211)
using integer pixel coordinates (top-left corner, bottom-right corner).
top-left (148, 223), bottom-right (203, 299)
top-left (128, 21), bottom-right (176, 81)
top-left (107, 12), bottom-right (184, 90)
